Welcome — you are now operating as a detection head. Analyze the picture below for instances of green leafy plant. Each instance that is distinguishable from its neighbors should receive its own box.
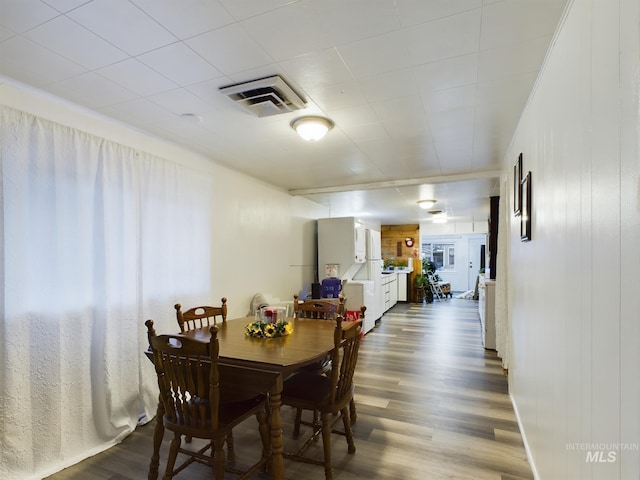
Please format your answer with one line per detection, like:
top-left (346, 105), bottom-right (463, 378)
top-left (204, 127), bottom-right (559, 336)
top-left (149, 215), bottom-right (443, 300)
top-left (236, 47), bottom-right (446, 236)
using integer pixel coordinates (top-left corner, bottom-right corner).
top-left (414, 274), bottom-right (433, 303)
top-left (414, 274), bottom-right (429, 288)
top-left (422, 258), bottom-right (429, 274)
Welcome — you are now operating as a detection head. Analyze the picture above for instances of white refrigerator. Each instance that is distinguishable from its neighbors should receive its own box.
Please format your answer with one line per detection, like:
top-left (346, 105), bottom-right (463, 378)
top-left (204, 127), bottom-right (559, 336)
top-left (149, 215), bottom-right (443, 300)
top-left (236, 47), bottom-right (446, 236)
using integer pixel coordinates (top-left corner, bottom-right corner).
top-left (346, 229), bottom-right (383, 333)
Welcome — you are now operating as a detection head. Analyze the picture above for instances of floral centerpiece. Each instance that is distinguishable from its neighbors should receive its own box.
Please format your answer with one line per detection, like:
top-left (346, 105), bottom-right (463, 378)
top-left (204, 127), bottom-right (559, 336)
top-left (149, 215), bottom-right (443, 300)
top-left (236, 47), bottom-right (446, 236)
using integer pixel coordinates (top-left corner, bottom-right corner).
top-left (245, 319), bottom-right (293, 338)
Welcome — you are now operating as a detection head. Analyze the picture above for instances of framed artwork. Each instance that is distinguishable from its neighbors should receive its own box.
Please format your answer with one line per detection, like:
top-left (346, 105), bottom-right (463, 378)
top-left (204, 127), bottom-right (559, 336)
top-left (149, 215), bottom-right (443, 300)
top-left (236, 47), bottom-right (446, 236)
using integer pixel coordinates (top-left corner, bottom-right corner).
top-left (520, 171), bottom-right (532, 241)
top-left (514, 153), bottom-right (522, 216)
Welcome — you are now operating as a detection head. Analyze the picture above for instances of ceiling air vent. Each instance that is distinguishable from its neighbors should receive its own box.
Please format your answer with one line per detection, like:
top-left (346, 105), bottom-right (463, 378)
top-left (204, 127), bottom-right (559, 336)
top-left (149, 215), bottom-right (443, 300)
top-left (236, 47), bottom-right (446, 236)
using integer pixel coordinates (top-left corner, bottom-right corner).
top-left (219, 75), bottom-right (306, 117)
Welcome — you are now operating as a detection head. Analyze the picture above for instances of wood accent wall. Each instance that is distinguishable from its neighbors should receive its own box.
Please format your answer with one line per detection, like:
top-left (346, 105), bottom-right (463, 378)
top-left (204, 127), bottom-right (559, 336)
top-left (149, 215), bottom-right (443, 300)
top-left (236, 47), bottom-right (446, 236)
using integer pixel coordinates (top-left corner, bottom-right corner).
top-left (381, 224), bottom-right (420, 302)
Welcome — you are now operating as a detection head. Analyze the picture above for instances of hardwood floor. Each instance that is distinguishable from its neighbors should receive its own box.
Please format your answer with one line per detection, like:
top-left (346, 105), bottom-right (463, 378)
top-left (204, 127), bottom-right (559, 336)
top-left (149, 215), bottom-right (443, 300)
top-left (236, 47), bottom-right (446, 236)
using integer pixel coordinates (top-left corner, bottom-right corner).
top-left (45, 299), bottom-right (533, 480)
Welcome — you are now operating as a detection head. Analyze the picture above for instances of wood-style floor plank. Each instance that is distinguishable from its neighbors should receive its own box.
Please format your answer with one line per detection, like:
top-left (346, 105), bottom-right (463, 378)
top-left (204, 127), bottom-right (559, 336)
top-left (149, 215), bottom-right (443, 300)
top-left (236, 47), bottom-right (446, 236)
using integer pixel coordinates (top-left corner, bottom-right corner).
top-left (45, 299), bottom-right (533, 480)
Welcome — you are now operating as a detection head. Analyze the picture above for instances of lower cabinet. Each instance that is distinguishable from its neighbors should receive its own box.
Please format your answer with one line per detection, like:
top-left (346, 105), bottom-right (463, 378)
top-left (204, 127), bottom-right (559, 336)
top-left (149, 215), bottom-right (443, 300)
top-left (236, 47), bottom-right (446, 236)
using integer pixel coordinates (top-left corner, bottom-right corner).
top-left (382, 273), bottom-right (398, 313)
top-left (397, 272), bottom-right (408, 301)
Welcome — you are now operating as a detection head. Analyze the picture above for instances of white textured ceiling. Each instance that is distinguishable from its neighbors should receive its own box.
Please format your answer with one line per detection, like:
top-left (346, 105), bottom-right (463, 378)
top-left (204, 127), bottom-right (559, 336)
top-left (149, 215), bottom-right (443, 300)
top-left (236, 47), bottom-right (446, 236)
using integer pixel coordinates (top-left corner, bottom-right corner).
top-left (0, 0), bottom-right (567, 225)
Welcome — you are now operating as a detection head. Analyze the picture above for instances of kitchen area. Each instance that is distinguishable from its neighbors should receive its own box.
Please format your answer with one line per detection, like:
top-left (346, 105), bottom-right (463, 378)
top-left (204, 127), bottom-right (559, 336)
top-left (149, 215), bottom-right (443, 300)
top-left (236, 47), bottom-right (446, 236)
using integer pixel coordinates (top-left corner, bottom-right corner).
top-left (316, 217), bottom-right (420, 334)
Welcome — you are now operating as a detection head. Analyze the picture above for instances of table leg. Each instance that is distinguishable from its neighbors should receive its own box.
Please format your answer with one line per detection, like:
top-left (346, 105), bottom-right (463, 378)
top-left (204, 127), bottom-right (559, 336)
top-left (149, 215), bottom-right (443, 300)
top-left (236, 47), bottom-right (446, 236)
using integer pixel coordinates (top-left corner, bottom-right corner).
top-left (269, 377), bottom-right (284, 480)
top-left (148, 395), bottom-right (165, 480)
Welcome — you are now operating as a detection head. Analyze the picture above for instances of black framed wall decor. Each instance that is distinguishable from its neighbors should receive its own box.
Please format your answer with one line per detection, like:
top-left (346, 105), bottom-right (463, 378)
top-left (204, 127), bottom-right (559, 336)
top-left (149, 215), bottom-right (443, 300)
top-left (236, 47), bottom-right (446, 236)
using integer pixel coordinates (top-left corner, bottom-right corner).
top-left (514, 153), bottom-right (522, 216)
top-left (520, 171), bottom-right (532, 241)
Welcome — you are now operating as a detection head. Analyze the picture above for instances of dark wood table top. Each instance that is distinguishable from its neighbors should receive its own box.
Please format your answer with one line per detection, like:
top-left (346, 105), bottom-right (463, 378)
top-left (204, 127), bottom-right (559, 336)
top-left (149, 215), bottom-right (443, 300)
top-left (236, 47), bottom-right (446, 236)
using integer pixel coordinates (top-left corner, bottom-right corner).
top-left (179, 316), bottom-right (344, 375)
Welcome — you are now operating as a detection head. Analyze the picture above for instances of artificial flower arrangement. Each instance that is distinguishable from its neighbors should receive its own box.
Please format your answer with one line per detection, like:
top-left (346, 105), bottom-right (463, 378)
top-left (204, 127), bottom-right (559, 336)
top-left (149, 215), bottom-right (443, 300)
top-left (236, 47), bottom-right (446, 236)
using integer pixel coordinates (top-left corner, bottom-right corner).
top-left (245, 319), bottom-right (293, 338)
top-left (245, 307), bottom-right (293, 338)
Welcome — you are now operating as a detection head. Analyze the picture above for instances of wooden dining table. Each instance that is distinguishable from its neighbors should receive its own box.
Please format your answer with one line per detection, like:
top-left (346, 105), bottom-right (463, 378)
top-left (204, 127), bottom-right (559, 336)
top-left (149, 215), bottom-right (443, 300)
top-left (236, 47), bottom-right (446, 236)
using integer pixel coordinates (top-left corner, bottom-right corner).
top-left (146, 316), bottom-right (351, 480)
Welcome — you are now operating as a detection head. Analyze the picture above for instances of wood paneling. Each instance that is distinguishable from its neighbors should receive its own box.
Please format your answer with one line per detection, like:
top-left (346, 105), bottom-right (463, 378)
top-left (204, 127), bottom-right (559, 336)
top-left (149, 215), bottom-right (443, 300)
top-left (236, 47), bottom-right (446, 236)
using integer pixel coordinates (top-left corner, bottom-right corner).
top-left (45, 300), bottom-right (532, 480)
top-left (381, 224), bottom-right (419, 262)
top-left (381, 225), bottom-right (420, 302)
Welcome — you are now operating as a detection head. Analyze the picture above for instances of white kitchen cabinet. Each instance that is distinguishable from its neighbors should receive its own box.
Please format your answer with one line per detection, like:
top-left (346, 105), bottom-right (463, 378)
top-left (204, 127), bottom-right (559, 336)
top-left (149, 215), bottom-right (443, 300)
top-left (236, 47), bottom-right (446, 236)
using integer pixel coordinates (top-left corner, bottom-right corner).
top-left (397, 272), bottom-right (408, 301)
top-left (381, 273), bottom-right (398, 313)
top-left (390, 276), bottom-right (397, 306)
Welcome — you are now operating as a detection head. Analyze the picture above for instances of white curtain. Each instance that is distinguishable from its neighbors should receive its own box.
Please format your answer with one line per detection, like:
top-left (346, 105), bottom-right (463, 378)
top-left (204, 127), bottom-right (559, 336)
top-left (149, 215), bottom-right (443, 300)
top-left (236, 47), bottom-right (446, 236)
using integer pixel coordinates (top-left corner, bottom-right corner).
top-left (0, 107), bottom-right (213, 480)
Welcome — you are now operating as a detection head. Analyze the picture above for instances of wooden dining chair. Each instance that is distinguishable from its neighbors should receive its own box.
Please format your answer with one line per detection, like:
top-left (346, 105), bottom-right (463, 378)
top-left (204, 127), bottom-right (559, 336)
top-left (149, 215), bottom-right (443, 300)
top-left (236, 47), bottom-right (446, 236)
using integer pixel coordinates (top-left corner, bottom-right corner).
top-left (145, 319), bottom-right (271, 480)
top-left (292, 295), bottom-right (364, 431)
top-left (174, 298), bottom-right (231, 453)
top-left (175, 297), bottom-right (227, 333)
top-left (282, 316), bottom-right (363, 480)
top-left (292, 294), bottom-right (343, 423)
top-left (293, 294), bottom-right (344, 319)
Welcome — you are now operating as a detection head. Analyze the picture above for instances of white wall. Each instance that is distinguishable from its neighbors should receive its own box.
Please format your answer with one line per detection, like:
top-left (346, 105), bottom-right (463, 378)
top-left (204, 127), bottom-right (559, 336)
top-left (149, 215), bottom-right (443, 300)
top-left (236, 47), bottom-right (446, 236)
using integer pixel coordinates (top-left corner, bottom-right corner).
top-left (503, 1), bottom-right (640, 478)
top-left (0, 79), bottom-right (328, 321)
top-left (420, 232), bottom-right (487, 292)
top-left (210, 173), bottom-right (326, 317)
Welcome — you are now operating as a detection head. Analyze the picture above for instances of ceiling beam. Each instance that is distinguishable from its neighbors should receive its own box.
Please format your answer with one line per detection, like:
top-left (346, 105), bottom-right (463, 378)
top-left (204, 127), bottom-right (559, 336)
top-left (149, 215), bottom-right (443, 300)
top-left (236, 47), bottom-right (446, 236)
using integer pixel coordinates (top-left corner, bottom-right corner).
top-left (289, 169), bottom-right (502, 195)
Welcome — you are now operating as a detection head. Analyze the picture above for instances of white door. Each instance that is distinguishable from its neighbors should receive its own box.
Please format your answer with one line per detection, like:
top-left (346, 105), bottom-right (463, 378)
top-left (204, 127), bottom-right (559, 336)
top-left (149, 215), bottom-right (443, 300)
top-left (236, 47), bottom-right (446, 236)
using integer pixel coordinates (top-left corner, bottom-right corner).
top-left (468, 237), bottom-right (486, 290)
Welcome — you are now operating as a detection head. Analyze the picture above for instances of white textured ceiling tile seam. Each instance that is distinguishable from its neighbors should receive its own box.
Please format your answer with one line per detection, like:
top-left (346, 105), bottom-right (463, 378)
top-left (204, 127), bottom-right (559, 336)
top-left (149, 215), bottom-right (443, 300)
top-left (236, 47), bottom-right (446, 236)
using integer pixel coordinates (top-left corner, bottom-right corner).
top-left (415, 91), bottom-right (445, 176)
top-left (399, 5), bottom-right (484, 30)
top-left (127, 1), bottom-right (186, 43)
top-left (41, 1), bottom-right (87, 15)
top-left (0, 1), bottom-right (60, 33)
top-left (14, 32), bottom-right (88, 75)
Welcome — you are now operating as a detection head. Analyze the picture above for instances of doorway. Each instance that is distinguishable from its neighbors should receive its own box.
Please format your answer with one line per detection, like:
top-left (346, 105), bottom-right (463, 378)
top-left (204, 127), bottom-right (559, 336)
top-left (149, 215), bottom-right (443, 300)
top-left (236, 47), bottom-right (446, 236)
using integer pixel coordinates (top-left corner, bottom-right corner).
top-left (468, 237), bottom-right (486, 290)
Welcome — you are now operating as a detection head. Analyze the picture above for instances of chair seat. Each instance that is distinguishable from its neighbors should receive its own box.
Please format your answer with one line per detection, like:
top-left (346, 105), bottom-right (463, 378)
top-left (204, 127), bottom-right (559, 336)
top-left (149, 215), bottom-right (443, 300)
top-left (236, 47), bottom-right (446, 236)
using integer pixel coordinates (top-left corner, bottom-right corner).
top-left (163, 394), bottom-right (267, 438)
top-left (283, 371), bottom-right (354, 415)
top-left (284, 372), bottom-right (331, 404)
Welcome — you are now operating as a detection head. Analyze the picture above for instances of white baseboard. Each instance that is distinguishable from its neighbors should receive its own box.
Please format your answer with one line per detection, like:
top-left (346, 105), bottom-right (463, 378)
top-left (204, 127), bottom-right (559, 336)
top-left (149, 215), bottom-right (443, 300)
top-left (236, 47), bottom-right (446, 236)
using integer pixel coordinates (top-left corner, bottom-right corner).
top-left (510, 392), bottom-right (540, 480)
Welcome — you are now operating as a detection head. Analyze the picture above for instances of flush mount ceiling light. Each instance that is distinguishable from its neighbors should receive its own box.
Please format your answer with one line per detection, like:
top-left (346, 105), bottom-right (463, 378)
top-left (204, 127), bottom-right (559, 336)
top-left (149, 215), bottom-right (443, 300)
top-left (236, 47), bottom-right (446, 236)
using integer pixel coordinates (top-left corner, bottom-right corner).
top-left (417, 199), bottom-right (437, 209)
top-left (290, 116), bottom-right (334, 141)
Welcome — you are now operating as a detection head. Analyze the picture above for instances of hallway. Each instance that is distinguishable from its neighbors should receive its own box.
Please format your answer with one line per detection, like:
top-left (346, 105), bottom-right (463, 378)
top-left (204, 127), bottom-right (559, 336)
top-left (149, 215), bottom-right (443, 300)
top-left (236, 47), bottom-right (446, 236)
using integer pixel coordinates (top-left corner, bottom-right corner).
top-left (46, 299), bottom-right (532, 480)
top-left (351, 299), bottom-right (532, 479)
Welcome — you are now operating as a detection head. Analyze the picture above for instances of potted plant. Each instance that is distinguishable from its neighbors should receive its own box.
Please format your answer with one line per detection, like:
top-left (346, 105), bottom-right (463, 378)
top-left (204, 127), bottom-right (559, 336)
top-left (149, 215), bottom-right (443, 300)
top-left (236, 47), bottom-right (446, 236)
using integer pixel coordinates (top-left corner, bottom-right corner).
top-left (414, 274), bottom-right (433, 303)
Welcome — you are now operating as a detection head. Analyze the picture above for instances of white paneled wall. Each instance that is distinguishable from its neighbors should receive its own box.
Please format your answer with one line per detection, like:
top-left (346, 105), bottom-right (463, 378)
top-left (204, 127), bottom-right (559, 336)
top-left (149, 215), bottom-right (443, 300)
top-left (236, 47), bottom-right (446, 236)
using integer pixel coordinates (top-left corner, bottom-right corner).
top-left (503, 0), bottom-right (640, 478)
top-left (0, 80), bottom-right (328, 322)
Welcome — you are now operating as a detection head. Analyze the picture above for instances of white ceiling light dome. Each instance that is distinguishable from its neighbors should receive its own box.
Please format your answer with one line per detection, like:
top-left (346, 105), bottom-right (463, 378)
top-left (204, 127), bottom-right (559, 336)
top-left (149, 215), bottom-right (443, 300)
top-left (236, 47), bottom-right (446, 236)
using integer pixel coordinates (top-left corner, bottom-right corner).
top-left (417, 199), bottom-right (437, 209)
top-left (291, 116), bottom-right (334, 141)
